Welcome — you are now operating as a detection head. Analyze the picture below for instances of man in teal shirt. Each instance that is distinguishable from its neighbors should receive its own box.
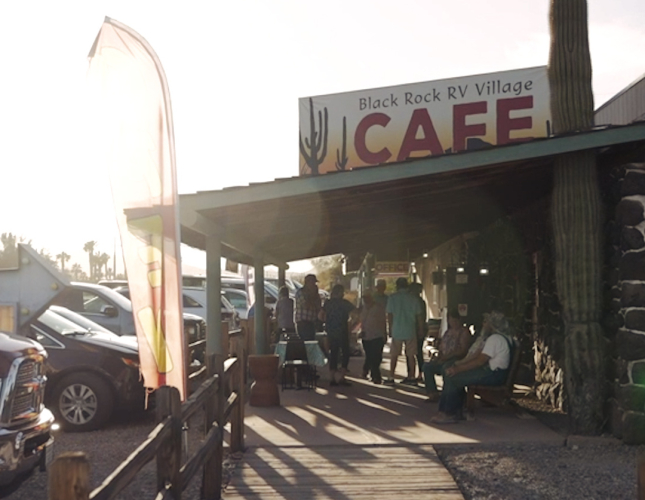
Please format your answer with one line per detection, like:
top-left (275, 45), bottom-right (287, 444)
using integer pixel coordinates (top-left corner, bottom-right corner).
top-left (385, 277), bottom-right (423, 385)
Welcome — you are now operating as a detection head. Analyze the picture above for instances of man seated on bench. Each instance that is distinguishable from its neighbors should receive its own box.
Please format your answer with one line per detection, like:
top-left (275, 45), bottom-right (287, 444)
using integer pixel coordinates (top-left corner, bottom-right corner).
top-left (423, 308), bottom-right (471, 402)
top-left (431, 310), bottom-right (512, 424)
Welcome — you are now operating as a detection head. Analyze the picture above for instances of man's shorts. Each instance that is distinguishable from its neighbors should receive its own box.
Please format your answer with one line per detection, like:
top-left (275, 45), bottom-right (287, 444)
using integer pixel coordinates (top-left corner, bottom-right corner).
top-left (391, 338), bottom-right (417, 357)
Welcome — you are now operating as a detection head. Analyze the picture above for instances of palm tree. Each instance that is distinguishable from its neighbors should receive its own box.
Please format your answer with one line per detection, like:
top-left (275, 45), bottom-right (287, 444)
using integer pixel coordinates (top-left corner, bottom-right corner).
top-left (56, 252), bottom-right (70, 272)
top-left (70, 263), bottom-right (82, 281)
top-left (96, 253), bottom-right (110, 281)
top-left (83, 241), bottom-right (96, 280)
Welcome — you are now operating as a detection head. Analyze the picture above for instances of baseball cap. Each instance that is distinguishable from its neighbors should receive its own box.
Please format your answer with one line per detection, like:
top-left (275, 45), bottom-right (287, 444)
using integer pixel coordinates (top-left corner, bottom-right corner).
top-left (304, 274), bottom-right (318, 282)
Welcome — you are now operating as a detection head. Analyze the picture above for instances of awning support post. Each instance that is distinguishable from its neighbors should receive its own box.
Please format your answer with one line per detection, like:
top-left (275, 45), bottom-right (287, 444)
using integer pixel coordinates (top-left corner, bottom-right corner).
top-left (254, 257), bottom-right (267, 355)
top-left (206, 234), bottom-right (223, 356)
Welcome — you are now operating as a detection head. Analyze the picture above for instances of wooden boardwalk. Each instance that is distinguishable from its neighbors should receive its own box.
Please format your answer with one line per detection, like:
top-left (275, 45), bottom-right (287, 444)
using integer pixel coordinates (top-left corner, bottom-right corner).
top-left (223, 444), bottom-right (464, 499)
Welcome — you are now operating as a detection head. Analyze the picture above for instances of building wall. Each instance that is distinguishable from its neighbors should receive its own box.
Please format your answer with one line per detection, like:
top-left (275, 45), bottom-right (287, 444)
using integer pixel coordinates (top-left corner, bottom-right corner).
top-left (609, 163), bottom-right (645, 444)
top-left (595, 74), bottom-right (645, 126)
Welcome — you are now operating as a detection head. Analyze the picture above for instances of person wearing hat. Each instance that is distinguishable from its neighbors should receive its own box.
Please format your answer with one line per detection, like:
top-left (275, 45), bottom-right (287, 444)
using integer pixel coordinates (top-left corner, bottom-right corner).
top-left (431, 308), bottom-right (513, 424)
top-left (294, 273), bottom-right (322, 341)
top-left (385, 277), bottom-right (424, 385)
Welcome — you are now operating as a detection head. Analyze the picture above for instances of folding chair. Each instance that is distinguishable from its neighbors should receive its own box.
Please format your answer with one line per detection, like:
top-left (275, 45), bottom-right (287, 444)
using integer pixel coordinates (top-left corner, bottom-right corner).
top-left (281, 339), bottom-right (315, 390)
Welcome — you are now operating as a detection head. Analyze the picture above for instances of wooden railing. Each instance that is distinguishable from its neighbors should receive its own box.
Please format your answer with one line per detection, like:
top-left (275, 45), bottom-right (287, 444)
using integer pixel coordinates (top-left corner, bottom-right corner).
top-left (48, 326), bottom-right (247, 500)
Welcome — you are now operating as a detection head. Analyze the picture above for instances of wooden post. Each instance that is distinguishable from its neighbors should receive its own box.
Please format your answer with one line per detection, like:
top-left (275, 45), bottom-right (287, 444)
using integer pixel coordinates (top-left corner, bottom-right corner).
top-left (48, 452), bottom-right (90, 500)
top-left (203, 353), bottom-right (225, 499)
top-left (639, 453), bottom-right (645, 500)
top-left (231, 338), bottom-right (246, 453)
top-left (156, 386), bottom-right (182, 499)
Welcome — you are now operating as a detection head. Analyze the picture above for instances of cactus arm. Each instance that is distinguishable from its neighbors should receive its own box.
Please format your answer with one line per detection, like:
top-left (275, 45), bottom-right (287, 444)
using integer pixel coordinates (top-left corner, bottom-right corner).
top-left (335, 116), bottom-right (348, 171)
top-left (319, 107), bottom-right (328, 164)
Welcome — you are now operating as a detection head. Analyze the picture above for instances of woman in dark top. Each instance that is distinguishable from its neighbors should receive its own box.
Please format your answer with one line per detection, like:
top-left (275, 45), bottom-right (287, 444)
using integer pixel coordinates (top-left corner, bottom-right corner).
top-left (320, 284), bottom-right (355, 387)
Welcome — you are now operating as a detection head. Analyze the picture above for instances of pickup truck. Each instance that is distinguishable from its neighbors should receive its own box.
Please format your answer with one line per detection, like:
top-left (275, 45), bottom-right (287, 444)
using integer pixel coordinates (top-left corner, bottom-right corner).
top-left (0, 332), bottom-right (54, 485)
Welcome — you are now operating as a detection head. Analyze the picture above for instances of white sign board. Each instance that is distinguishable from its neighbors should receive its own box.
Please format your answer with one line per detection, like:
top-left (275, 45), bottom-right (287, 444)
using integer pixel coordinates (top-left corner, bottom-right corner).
top-left (299, 66), bottom-right (551, 175)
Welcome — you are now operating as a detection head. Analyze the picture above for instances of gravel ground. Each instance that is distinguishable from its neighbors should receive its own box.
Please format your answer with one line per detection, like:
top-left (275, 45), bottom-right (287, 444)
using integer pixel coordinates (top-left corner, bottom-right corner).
top-left (436, 396), bottom-right (643, 500)
top-left (0, 409), bottom-right (216, 500)
top-left (1, 395), bottom-right (642, 499)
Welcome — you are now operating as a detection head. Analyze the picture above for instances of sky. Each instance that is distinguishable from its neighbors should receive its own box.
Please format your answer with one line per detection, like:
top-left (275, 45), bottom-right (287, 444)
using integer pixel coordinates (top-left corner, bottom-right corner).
top-left (2, 0), bottom-right (645, 275)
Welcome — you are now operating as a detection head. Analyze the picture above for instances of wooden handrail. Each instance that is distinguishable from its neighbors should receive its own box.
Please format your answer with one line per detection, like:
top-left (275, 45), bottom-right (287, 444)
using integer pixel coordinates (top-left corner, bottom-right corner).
top-left (90, 418), bottom-right (172, 500)
top-left (52, 324), bottom-right (249, 500)
top-left (181, 374), bottom-right (218, 422)
top-left (222, 393), bottom-right (238, 423)
top-left (179, 424), bottom-right (222, 486)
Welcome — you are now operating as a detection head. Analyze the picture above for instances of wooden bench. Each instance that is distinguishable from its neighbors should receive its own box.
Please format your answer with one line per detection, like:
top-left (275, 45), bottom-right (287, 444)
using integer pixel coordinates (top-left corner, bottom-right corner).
top-left (466, 337), bottom-right (521, 417)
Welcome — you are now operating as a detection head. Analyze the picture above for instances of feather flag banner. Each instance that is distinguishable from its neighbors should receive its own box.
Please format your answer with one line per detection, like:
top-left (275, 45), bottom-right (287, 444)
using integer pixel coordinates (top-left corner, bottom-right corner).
top-left (87, 17), bottom-right (186, 400)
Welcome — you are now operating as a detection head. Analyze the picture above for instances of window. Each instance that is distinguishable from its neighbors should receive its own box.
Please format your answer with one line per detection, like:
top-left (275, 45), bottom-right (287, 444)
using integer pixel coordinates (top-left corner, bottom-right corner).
top-left (183, 294), bottom-right (202, 308)
top-left (224, 291), bottom-right (247, 310)
top-left (82, 292), bottom-right (112, 314)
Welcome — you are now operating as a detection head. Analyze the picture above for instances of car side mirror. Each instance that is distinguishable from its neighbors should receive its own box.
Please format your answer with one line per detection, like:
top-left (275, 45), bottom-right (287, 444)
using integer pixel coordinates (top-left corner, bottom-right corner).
top-left (102, 305), bottom-right (118, 317)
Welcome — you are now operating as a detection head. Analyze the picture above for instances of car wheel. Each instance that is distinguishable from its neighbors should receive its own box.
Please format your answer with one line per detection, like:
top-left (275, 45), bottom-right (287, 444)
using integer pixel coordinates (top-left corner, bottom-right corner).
top-left (52, 373), bottom-right (114, 432)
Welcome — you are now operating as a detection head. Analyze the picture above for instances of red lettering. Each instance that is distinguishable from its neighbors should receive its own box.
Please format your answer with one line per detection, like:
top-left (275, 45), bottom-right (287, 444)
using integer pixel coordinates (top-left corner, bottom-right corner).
top-left (397, 109), bottom-right (444, 161)
top-left (453, 101), bottom-right (487, 152)
top-left (354, 113), bottom-right (392, 164)
top-left (497, 96), bottom-right (533, 145)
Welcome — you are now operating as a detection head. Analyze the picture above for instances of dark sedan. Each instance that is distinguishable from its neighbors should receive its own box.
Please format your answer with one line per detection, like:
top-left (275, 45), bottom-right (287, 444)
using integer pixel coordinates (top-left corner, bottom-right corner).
top-left (27, 309), bottom-right (145, 432)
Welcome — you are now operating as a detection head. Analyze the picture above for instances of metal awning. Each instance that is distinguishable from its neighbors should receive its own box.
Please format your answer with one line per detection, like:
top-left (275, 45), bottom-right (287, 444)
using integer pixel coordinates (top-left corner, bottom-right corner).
top-left (179, 122), bottom-right (645, 265)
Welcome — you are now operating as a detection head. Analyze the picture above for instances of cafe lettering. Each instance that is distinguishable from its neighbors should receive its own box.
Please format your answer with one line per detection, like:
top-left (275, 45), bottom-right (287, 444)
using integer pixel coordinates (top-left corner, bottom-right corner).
top-left (298, 66), bottom-right (551, 175)
top-left (355, 95), bottom-right (534, 164)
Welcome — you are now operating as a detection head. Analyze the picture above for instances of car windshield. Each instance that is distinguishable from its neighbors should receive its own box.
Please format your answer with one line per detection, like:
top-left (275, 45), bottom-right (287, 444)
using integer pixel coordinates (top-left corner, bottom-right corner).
top-left (39, 310), bottom-right (87, 336)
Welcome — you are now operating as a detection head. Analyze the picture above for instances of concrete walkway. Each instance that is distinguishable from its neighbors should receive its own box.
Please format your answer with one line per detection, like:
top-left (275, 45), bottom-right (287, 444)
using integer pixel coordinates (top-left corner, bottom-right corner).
top-left (224, 344), bottom-right (562, 499)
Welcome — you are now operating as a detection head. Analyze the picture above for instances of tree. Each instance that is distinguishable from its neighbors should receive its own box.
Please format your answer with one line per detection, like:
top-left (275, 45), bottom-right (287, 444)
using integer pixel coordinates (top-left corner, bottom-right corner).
top-left (83, 241), bottom-right (96, 280)
top-left (70, 263), bottom-right (83, 281)
top-left (548, 0), bottom-right (605, 434)
top-left (95, 253), bottom-right (110, 281)
top-left (311, 254), bottom-right (344, 291)
top-left (56, 252), bottom-right (70, 272)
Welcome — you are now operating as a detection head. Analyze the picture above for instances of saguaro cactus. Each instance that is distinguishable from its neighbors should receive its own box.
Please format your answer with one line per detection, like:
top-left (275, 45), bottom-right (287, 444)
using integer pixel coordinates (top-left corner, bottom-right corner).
top-left (299, 97), bottom-right (328, 175)
top-left (548, 0), bottom-right (606, 434)
top-left (336, 116), bottom-right (348, 171)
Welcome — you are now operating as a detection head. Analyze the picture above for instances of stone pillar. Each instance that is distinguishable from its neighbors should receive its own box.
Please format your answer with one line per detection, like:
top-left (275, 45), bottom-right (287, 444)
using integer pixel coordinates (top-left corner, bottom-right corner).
top-left (611, 163), bottom-right (645, 444)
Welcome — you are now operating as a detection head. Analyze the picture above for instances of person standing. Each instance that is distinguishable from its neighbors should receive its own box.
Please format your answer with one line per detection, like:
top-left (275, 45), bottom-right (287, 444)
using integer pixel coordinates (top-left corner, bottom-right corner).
top-left (360, 290), bottom-right (387, 384)
top-left (275, 285), bottom-right (295, 335)
top-left (385, 277), bottom-right (423, 385)
top-left (374, 279), bottom-right (388, 308)
top-left (320, 284), bottom-right (355, 386)
top-left (294, 274), bottom-right (321, 341)
top-left (409, 282), bottom-right (428, 380)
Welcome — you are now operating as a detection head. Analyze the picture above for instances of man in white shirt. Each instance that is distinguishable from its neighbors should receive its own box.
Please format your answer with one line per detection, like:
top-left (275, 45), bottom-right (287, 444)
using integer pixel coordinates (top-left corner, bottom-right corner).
top-left (431, 310), bottom-right (513, 424)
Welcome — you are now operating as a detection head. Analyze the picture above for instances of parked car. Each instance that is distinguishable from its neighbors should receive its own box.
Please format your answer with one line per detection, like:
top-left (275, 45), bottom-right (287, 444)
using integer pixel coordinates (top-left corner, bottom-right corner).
top-left (221, 288), bottom-right (249, 320)
top-left (97, 279), bottom-right (129, 289)
top-left (221, 276), bottom-right (280, 310)
top-left (266, 277), bottom-right (330, 300)
top-left (52, 282), bottom-right (207, 341)
top-left (113, 285), bottom-right (239, 332)
top-left (0, 332), bottom-right (54, 485)
top-left (28, 308), bottom-right (144, 432)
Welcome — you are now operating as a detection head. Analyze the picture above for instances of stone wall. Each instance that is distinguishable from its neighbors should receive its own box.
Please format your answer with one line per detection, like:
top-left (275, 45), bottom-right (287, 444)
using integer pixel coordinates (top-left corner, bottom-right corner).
top-left (609, 163), bottom-right (645, 444)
